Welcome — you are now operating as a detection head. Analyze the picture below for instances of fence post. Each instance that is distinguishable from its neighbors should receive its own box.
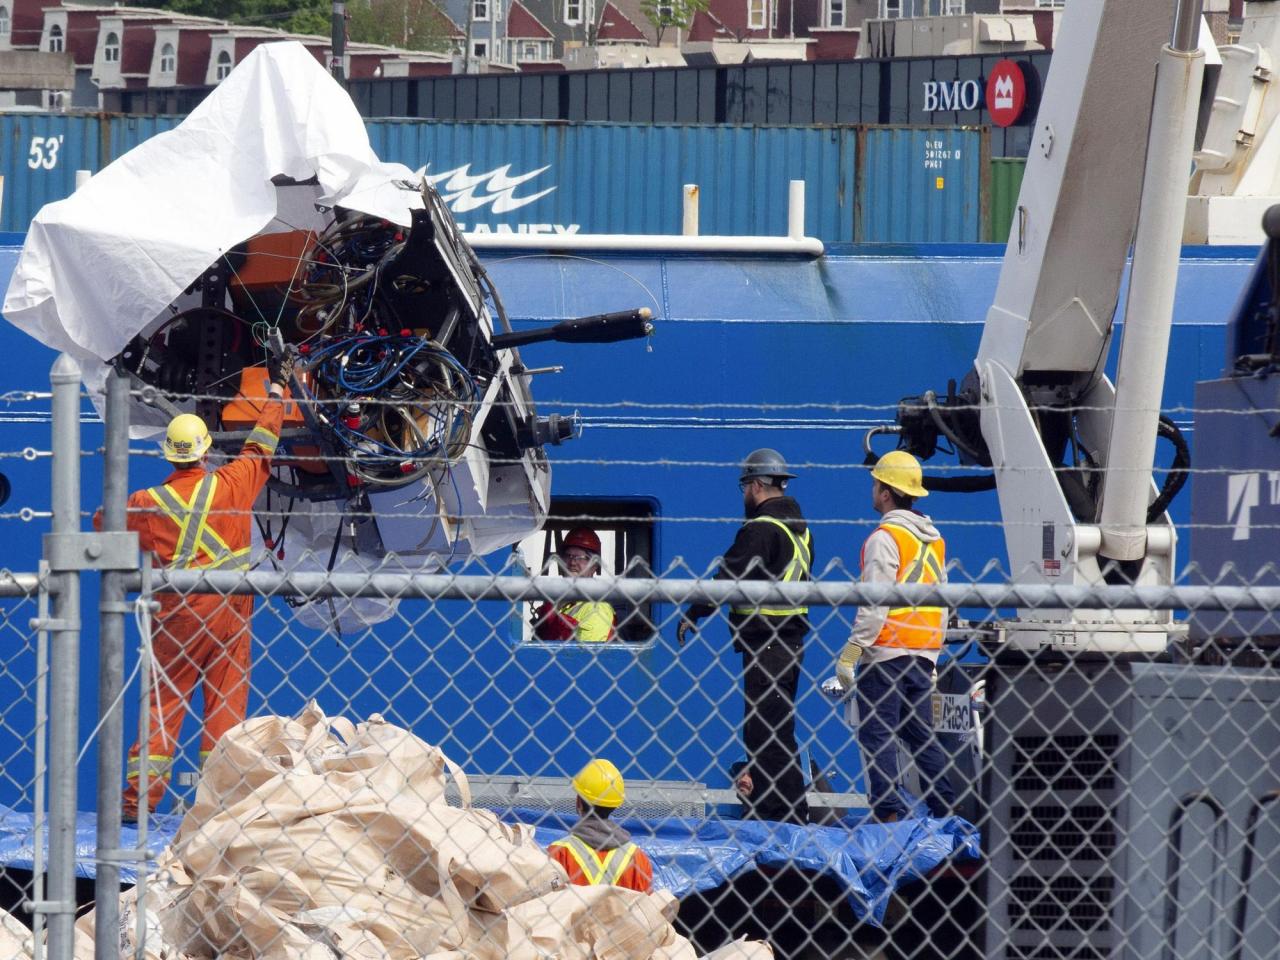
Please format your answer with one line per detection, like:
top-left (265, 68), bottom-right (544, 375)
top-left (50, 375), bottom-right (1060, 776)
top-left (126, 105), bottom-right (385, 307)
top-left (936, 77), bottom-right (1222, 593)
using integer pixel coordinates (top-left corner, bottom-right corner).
top-left (94, 364), bottom-right (131, 959)
top-left (45, 353), bottom-right (81, 960)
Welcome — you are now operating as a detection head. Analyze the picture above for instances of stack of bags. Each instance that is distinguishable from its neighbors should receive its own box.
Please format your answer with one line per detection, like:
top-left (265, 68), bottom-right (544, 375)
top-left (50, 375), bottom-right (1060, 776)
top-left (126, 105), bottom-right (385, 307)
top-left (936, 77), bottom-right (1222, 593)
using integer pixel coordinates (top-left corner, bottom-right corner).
top-left (65, 702), bottom-right (770, 959)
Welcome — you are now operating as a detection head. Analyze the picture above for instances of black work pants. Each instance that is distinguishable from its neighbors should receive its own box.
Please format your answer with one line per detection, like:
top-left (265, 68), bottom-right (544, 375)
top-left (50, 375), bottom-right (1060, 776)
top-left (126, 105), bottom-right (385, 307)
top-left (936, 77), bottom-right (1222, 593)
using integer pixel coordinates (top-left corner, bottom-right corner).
top-left (740, 635), bottom-right (809, 825)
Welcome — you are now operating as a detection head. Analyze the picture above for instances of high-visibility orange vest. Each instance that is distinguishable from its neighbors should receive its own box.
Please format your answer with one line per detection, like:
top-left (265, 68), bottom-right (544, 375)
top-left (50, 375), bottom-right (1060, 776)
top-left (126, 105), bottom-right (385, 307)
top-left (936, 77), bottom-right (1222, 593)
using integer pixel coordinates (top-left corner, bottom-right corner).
top-left (870, 521), bottom-right (947, 650)
top-left (548, 836), bottom-right (653, 892)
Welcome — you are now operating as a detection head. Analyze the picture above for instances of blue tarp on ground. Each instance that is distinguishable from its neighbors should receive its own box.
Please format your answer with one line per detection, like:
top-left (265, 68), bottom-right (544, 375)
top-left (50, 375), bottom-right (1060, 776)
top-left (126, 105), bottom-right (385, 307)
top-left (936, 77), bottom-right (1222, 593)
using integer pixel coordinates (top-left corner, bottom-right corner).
top-left (0, 804), bottom-right (977, 926)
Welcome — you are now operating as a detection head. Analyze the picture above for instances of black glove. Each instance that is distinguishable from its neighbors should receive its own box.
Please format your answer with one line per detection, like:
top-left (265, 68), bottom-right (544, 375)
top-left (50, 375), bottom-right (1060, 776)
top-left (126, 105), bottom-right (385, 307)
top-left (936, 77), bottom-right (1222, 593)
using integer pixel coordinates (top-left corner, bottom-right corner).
top-left (267, 352), bottom-right (294, 388)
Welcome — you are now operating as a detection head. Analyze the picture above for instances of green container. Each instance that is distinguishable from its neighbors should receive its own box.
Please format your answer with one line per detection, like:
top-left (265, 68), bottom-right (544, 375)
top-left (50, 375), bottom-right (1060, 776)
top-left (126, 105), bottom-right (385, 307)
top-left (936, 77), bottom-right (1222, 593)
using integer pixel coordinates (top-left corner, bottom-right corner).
top-left (988, 157), bottom-right (1026, 244)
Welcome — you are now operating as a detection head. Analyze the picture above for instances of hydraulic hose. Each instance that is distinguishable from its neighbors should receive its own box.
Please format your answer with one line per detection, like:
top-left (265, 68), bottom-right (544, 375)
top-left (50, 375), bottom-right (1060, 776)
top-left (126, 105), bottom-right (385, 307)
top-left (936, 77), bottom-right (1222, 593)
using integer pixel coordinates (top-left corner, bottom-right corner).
top-left (1147, 415), bottom-right (1190, 522)
top-left (924, 390), bottom-right (987, 464)
top-left (860, 449), bottom-right (996, 493)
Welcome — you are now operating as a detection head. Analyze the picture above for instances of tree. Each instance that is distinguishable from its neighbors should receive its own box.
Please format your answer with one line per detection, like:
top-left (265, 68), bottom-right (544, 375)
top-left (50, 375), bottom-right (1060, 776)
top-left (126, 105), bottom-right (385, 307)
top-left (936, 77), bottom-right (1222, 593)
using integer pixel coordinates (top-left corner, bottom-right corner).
top-left (134, 0), bottom-right (332, 38)
top-left (347, 0), bottom-right (453, 52)
top-left (639, 0), bottom-right (708, 46)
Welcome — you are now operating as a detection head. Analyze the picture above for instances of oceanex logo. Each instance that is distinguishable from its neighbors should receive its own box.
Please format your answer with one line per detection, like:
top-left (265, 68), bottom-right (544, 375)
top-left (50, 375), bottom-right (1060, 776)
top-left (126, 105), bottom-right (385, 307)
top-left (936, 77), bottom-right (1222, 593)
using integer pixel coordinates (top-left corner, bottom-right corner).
top-left (422, 163), bottom-right (580, 234)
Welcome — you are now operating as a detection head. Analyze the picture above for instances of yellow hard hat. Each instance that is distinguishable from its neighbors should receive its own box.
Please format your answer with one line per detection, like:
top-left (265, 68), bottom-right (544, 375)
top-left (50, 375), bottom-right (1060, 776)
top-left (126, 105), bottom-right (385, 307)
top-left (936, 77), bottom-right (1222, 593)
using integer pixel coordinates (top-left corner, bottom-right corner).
top-left (871, 450), bottom-right (928, 498)
top-left (163, 413), bottom-right (211, 463)
top-left (571, 758), bottom-right (626, 809)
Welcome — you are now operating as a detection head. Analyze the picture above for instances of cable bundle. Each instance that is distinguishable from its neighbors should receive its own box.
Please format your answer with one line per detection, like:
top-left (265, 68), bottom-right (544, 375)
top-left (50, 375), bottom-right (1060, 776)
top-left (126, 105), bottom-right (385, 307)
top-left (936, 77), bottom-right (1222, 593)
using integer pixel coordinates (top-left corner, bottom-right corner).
top-left (304, 333), bottom-right (477, 486)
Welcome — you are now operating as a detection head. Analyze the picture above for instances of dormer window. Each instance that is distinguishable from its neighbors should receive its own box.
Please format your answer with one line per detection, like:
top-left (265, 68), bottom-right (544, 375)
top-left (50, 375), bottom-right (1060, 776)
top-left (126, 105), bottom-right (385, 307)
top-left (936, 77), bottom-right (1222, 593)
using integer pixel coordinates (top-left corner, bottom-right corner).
top-left (215, 50), bottom-right (232, 80)
top-left (160, 42), bottom-right (176, 74)
top-left (0, 7), bottom-right (11, 41)
top-left (48, 24), bottom-right (64, 52)
top-left (104, 31), bottom-right (120, 63)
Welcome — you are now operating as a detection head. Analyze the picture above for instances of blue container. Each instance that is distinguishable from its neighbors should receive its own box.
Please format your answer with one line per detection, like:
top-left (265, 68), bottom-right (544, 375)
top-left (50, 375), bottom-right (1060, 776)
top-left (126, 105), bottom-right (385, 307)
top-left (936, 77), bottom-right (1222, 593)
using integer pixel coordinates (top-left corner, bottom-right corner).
top-left (368, 120), bottom-right (859, 242)
top-left (0, 114), bottom-right (102, 232)
top-left (857, 126), bottom-right (988, 243)
top-left (102, 115), bottom-right (183, 166)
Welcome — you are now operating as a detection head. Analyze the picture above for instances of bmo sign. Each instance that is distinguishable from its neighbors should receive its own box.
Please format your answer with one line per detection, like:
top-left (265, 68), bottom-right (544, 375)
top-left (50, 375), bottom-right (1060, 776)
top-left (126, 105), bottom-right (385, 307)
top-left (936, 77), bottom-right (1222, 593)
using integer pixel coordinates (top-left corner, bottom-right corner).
top-left (922, 59), bottom-right (1027, 127)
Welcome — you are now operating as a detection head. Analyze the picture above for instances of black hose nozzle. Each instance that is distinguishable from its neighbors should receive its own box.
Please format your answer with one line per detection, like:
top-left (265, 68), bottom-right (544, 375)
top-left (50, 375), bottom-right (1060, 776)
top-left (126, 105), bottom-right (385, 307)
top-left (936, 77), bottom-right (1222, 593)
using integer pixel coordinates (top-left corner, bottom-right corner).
top-left (491, 308), bottom-right (654, 350)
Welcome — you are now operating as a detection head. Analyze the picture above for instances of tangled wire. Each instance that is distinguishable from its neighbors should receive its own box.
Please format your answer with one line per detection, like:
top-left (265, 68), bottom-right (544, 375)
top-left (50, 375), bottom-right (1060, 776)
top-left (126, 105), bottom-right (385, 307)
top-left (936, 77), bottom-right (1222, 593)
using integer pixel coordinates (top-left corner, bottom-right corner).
top-left (303, 332), bottom-right (478, 486)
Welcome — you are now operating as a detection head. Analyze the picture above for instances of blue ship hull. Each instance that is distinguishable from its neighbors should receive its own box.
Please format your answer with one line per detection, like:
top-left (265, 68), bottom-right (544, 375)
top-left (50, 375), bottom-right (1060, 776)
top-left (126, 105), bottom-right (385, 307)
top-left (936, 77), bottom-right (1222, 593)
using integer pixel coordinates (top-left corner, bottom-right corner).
top-left (0, 239), bottom-right (1257, 810)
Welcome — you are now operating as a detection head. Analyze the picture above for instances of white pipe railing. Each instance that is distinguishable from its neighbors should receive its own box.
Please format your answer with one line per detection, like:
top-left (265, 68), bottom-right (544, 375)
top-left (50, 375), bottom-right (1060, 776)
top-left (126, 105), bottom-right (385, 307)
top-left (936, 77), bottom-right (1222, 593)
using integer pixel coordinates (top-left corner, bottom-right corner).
top-left (465, 180), bottom-right (824, 257)
top-left (129, 568), bottom-right (1280, 612)
top-left (682, 183), bottom-right (699, 236)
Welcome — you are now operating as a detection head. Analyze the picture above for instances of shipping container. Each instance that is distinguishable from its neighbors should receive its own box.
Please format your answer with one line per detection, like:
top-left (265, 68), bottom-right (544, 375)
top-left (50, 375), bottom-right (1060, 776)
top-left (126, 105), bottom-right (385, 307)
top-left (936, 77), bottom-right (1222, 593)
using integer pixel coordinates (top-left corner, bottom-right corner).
top-left (368, 120), bottom-right (859, 240)
top-left (856, 125), bottom-right (988, 243)
top-left (94, 53), bottom-right (1051, 159)
top-left (0, 114), bottom-right (102, 233)
top-left (101, 114), bottom-right (183, 165)
top-left (988, 156), bottom-right (1026, 244)
top-left (0, 114), bottom-right (993, 243)
top-left (345, 53), bottom-right (1050, 158)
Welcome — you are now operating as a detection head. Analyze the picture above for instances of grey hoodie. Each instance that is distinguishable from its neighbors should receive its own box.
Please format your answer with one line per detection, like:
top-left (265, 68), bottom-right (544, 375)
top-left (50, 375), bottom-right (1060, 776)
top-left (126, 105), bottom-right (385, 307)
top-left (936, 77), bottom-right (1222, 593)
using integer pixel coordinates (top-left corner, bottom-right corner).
top-left (569, 812), bottom-right (634, 851)
top-left (847, 509), bottom-right (946, 666)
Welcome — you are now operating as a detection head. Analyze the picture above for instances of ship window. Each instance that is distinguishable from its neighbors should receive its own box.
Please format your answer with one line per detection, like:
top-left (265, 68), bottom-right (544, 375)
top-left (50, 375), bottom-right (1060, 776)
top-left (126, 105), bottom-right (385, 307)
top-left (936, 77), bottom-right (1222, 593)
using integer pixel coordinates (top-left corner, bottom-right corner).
top-left (159, 42), bottom-right (176, 74)
top-left (512, 498), bottom-right (658, 645)
top-left (48, 24), bottom-right (64, 52)
top-left (0, 7), bottom-right (11, 40)
top-left (216, 50), bottom-right (232, 80)
top-left (104, 31), bottom-right (120, 63)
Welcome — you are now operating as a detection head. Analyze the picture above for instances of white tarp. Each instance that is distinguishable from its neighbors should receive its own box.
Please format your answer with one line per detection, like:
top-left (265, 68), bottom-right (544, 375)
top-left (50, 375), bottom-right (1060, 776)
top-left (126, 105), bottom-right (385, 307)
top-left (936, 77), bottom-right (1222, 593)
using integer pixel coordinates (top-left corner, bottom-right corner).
top-left (2, 41), bottom-right (424, 369)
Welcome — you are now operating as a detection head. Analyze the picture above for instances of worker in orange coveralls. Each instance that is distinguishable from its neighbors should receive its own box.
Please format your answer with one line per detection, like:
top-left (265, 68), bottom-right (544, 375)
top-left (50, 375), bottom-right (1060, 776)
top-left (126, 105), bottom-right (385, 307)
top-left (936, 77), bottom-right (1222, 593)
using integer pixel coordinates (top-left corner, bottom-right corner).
top-left (100, 355), bottom-right (292, 821)
top-left (549, 759), bottom-right (654, 893)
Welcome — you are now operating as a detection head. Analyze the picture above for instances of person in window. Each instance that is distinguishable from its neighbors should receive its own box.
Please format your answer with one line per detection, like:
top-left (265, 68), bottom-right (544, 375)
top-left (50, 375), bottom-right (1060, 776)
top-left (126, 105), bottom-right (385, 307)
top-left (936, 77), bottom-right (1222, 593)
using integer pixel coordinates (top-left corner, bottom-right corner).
top-left (533, 527), bottom-right (617, 642)
top-left (548, 759), bottom-right (653, 893)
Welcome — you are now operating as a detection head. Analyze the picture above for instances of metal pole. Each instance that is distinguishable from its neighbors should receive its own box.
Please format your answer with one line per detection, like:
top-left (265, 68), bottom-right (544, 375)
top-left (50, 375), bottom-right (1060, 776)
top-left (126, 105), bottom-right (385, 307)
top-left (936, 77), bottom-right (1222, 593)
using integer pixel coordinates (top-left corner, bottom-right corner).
top-left (133, 556), bottom-right (153, 960)
top-left (682, 184), bottom-right (699, 236)
top-left (94, 366), bottom-right (130, 960)
top-left (46, 353), bottom-right (81, 960)
top-left (330, 1), bottom-right (347, 85)
top-left (788, 180), bottom-right (805, 239)
top-left (31, 561), bottom-right (49, 960)
top-left (1097, 5), bottom-right (1206, 561)
top-left (1171, 0), bottom-right (1205, 54)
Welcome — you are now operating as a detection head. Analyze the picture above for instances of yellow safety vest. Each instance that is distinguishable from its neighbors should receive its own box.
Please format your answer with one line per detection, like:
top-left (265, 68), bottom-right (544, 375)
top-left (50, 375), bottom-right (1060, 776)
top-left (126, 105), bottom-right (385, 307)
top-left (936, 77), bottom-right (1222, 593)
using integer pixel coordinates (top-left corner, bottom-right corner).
top-left (549, 836), bottom-right (641, 885)
top-left (731, 516), bottom-right (812, 617)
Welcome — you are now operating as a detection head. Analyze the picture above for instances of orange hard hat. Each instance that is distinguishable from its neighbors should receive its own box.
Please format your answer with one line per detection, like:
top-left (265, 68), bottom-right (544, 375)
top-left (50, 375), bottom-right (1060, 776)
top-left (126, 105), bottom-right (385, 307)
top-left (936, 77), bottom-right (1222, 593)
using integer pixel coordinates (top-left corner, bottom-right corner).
top-left (561, 527), bottom-right (602, 556)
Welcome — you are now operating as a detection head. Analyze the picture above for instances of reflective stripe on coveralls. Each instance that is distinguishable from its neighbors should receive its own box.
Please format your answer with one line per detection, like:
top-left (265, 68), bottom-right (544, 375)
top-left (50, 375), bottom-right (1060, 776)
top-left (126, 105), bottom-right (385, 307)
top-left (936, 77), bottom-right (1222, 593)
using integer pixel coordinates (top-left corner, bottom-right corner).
top-left (549, 836), bottom-right (640, 885)
top-left (731, 516), bottom-right (813, 617)
top-left (126, 755), bottom-right (174, 780)
top-left (875, 521), bottom-right (947, 650)
top-left (145, 475), bottom-right (251, 571)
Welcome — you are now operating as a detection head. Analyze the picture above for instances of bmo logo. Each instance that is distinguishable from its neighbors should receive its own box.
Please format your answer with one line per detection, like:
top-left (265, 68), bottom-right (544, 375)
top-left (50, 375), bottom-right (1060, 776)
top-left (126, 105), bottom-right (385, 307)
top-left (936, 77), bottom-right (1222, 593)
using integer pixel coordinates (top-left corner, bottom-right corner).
top-left (922, 78), bottom-right (982, 114)
top-left (921, 59), bottom-right (1027, 127)
top-left (986, 59), bottom-right (1027, 127)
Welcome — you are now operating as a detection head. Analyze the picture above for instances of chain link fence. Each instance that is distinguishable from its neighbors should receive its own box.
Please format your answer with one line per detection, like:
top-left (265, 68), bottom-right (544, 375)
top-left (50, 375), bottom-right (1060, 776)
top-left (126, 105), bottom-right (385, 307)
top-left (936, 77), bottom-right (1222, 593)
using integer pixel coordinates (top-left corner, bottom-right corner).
top-left (0, 374), bottom-right (1278, 960)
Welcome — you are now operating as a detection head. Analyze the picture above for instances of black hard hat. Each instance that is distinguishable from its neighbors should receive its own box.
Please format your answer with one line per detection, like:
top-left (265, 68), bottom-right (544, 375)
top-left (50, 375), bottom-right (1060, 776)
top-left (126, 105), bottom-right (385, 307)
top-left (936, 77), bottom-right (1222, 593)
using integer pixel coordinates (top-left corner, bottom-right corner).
top-left (739, 448), bottom-right (796, 483)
